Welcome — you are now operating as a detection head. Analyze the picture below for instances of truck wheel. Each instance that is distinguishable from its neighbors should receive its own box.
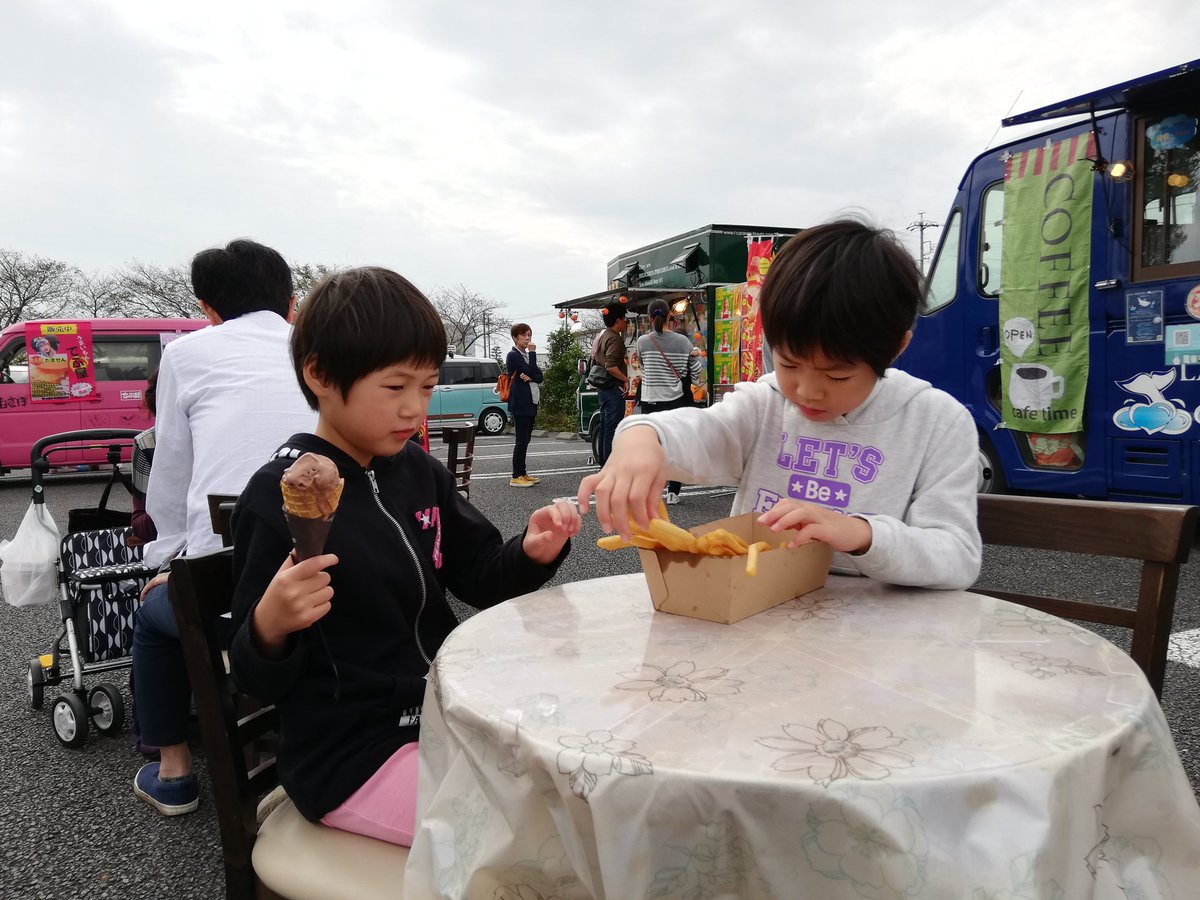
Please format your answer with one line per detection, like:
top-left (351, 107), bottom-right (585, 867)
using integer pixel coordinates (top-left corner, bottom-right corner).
top-left (977, 435), bottom-right (1008, 495)
top-left (478, 407), bottom-right (508, 436)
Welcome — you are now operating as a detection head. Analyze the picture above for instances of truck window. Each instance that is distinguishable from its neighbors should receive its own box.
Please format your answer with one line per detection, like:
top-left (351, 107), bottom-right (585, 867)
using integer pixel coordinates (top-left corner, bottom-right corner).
top-left (0, 338), bottom-right (28, 384)
top-left (979, 184), bottom-right (1004, 297)
top-left (1134, 105), bottom-right (1200, 279)
top-left (922, 208), bottom-right (961, 314)
top-left (92, 338), bottom-right (159, 382)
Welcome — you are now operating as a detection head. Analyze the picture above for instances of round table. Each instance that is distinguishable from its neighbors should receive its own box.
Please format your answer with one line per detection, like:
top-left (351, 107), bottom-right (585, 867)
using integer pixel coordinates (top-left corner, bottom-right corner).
top-left (405, 574), bottom-right (1200, 899)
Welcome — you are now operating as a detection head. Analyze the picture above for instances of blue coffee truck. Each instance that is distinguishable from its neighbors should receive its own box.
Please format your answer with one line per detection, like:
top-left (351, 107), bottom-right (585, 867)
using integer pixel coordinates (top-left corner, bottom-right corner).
top-left (899, 58), bottom-right (1200, 502)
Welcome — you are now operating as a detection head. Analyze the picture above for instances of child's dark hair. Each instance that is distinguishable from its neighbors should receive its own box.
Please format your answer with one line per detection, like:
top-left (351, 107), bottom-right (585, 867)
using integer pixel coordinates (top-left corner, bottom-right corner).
top-left (291, 267), bottom-right (448, 410)
top-left (511, 323), bottom-right (531, 339)
top-left (191, 239), bottom-right (293, 321)
top-left (759, 220), bottom-right (920, 376)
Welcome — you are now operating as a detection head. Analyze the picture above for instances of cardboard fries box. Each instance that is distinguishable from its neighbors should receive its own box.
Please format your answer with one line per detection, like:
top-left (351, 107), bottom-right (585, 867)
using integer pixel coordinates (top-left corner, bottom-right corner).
top-left (637, 512), bottom-right (833, 624)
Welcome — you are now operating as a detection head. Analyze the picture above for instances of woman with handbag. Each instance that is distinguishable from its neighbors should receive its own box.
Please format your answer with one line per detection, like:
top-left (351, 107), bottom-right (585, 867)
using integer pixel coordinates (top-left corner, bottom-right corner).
top-left (635, 299), bottom-right (703, 504)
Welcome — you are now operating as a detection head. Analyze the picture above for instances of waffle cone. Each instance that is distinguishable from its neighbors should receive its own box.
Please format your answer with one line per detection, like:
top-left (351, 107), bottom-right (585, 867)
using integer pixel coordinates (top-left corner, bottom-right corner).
top-left (280, 478), bottom-right (344, 520)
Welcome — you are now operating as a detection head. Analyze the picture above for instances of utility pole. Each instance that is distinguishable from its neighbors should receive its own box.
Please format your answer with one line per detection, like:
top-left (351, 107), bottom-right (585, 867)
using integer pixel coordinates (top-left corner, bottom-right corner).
top-left (481, 312), bottom-right (490, 358)
top-left (907, 212), bottom-right (940, 275)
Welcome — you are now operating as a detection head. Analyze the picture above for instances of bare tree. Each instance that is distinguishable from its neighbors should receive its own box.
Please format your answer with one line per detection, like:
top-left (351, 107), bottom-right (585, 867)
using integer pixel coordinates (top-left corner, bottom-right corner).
top-left (115, 261), bottom-right (203, 319)
top-left (69, 270), bottom-right (126, 318)
top-left (0, 249), bottom-right (75, 329)
top-left (291, 263), bottom-right (342, 303)
top-left (430, 284), bottom-right (511, 357)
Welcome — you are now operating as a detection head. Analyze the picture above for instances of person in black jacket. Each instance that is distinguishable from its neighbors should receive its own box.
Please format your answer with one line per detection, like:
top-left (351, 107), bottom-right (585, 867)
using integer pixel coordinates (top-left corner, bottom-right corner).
top-left (505, 323), bottom-right (543, 487)
top-left (229, 267), bottom-right (580, 847)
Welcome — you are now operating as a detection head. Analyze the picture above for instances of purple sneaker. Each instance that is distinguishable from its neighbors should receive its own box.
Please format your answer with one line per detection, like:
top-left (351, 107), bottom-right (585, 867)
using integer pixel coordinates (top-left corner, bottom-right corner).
top-left (133, 762), bottom-right (198, 816)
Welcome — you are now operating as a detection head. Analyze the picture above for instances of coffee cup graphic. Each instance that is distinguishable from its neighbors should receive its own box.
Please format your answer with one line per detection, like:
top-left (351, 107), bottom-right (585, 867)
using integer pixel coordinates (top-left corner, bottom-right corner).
top-left (1009, 363), bottom-right (1064, 411)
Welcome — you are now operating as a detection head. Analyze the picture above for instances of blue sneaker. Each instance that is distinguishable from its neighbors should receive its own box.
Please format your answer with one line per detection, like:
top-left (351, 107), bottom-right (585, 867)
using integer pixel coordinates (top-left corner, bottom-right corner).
top-left (133, 762), bottom-right (198, 816)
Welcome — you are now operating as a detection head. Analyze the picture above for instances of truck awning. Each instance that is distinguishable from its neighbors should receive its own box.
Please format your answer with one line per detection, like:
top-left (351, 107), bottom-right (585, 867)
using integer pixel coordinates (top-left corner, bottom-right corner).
top-left (553, 287), bottom-right (705, 312)
top-left (1003, 57), bottom-right (1200, 127)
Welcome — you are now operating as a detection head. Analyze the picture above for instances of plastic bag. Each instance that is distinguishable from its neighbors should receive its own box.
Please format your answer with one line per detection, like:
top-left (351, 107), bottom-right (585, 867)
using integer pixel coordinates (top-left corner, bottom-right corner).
top-left (0, 501), bottom-right (61, 607)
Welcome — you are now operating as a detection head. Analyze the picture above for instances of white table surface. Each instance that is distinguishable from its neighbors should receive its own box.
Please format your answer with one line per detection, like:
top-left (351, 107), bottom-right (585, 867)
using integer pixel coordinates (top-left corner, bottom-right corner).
top-left (405, 574), bottom-right (1200, 899)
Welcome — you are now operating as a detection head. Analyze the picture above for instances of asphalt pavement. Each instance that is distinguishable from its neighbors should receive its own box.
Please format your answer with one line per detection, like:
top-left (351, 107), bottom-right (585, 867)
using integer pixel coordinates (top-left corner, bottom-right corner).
top-left (1, 432), bottom-right (1198, 899)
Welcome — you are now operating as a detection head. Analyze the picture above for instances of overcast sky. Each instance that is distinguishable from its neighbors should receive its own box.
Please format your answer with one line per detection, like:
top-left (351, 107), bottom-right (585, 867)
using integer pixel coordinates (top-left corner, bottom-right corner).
top-left (2, 1), bottom-right (1196, 345)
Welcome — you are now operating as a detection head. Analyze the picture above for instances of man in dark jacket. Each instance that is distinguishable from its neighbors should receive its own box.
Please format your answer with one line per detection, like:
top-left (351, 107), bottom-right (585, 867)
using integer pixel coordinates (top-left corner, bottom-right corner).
top-left (505, 323), bottom-right (543, 487)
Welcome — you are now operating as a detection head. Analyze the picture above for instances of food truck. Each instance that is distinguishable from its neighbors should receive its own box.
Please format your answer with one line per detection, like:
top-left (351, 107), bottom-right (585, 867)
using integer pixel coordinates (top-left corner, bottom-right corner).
top-left (555, 223), bottom-right (800, 459)
top-left (898, 58), bottom-right (1200, 502)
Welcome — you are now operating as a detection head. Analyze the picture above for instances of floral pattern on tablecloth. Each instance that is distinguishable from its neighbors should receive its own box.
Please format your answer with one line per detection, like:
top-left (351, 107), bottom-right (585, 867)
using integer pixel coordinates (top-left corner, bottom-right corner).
top-left (492, 836), bottom-right (591, 900)
top-left (555, 729), bottom-right (653, 800)
top-left (1002, 651), bottom-right (1105, 679)
top-left (616, 660), bottom-right (744, 702)
top-left (757, 719), bottom-right (914, 787)
top-left (433, 790), bottom-right (491, 899)
top-left (992, 607), bottom-right (1079, 635)
top-left (800, 783), bottom-right (928, 900)
top-left (767, 595), bottom-right (846, 622)
top-left (647, 821), bottom-right (774, 899)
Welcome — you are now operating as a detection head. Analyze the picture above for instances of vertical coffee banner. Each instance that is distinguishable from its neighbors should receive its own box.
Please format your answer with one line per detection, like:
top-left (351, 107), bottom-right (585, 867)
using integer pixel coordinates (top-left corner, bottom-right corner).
top-left (998, 133), bottom-right (1093, 433)
top-left (25, 321), bottom-right (96, 402)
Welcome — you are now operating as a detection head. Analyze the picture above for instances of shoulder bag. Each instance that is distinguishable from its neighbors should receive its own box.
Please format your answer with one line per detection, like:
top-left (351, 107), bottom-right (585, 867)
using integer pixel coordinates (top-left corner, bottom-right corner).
top-left (649, 333), bottom-right (695, 407)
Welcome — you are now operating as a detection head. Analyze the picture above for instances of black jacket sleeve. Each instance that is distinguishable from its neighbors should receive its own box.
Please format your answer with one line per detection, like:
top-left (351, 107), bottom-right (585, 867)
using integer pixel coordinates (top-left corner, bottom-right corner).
top-left (228, 473), bottom-right (309, 703)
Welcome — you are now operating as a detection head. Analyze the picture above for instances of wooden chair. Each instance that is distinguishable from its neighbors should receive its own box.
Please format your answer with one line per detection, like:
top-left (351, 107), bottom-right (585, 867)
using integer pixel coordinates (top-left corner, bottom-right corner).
top-left (441, 422), bottom-right (476, 499)
top-left (207, 493), bottom-right (239, 547)
top-left (976, 494), bottom-right (1198, 698)
top-left (169, 550), bottom-right (409, 900)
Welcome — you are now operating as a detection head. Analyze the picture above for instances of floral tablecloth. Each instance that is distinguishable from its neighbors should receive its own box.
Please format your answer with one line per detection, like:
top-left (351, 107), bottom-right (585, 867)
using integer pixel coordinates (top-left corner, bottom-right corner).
top-left (404, 574), bottom-right (1200, 899)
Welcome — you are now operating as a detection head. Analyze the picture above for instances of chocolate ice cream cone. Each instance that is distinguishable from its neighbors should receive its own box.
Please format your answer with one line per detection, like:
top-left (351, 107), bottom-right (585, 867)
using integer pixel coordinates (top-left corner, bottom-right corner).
top-left (280, 453), bottom-right (344, 560)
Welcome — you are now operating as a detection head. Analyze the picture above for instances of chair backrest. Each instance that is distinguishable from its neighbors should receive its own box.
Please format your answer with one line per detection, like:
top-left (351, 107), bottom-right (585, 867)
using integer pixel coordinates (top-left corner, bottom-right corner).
top-left (207, 493), bottom-right (239, 547)
top-left (976, 494), bottom-right (1198, 698)
top-left (170, 549), bottom-right (278, 900)
top-left (441, 423), bottom-right (476, 499)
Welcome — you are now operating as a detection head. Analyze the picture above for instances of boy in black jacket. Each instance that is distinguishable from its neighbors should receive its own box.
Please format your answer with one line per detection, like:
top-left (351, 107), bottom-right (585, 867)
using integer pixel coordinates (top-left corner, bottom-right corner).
top-left (229, 267), bottom-right (580, 846)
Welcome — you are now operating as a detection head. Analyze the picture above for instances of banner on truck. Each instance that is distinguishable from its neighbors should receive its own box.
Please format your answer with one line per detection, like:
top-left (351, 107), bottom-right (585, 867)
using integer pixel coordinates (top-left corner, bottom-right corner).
top-left (24, 321), bottom-right (97, 402)
top-left (998, 132), bottom-right (1093, 434)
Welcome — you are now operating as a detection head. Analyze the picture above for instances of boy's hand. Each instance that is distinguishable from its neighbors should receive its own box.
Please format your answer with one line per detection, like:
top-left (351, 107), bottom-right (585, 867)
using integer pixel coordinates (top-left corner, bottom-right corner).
top-left (251, 552), bottom-right (338, 658)
top-left (757, 501), bottom-right (872, 554)
top-left (577, 425), bottom-right (666, 542)
top-left (523, 500), bottom-right (582, 564)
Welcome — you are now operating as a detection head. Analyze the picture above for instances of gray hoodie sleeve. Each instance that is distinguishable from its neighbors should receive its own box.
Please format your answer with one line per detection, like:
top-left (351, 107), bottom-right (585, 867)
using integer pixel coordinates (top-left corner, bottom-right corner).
top-left (615, 379), bottom-right (771, 485)
top-left (616, 377), bottom-right (982, 591)
top-left (846, 402), bottom-right (981, 590)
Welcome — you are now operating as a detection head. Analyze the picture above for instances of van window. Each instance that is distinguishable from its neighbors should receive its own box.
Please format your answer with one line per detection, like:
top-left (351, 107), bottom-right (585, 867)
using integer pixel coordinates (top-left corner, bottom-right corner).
top-left (0, 338), bottom-right (28, 384)
top-left (922, 208), bottom-right (962, 314)
top-left (92, 338), bottom-right (159, 381)
top-left (1134, 106), bottom-right (1200, 280)
top-left (979, 183), bottom-right (1004, 297)
top-left (441, 360), bottom-right (499, 385)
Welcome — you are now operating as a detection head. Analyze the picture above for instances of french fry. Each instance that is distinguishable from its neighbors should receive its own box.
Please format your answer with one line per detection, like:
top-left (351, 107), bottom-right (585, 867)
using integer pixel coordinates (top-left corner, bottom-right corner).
top-left (597, 534), bottom-right (634, 550)
top-left (631, 535), bottom-right (661, 550)
top-left (648, 519), bottom-right (699, 553)
top-left (745, 541), bottom-right (761, 577)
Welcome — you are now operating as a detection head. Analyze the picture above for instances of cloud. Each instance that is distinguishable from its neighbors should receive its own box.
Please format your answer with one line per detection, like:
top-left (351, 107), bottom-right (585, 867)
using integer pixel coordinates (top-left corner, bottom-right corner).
top-left (2, 0), bottom-right (1197, 341)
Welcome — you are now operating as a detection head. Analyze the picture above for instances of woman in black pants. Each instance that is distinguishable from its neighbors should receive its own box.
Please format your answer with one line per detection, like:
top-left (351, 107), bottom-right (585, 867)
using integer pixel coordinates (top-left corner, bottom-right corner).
top-left (506, 323), bottom-right (543, 487)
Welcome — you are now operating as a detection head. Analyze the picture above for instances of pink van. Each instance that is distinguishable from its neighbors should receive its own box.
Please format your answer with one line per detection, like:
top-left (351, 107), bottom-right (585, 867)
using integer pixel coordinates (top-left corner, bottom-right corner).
top-left (0, 318), bottom-right (207, 474)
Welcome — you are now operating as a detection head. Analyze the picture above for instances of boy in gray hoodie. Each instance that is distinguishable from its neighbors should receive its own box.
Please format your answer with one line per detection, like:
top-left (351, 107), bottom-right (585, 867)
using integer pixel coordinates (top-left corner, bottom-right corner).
top-left (577, 219), bottom-right (981, 590)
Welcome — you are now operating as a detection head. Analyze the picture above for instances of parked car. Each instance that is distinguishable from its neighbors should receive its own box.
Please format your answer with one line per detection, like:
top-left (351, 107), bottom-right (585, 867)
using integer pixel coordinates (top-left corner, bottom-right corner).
top-left (0, 317), bottom-right (207, 474)
top-left (432, 357), bottom-right (510, 436)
